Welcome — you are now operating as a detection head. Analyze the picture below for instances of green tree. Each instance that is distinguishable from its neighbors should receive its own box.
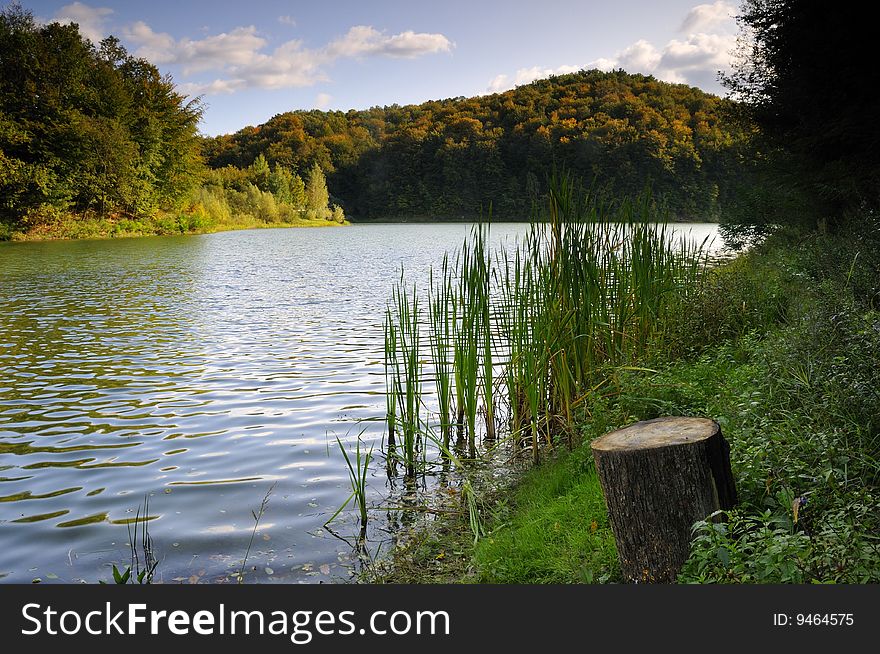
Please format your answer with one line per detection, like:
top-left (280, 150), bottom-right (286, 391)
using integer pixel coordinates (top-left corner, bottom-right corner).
top-left (724, 1), bottom-right (880, 227)
top-left (249, 154), bottom-right (271, 191)
top-left (305, 163), bottom-right (330, 218)
top-left (289, 171), bottom-right (306, 209)
top-left (202, 70), bottom-right (741, 221)
top-left (0, 4), bottom-right (203, 230)
top-left (268, 163), bottom-right (293, 204)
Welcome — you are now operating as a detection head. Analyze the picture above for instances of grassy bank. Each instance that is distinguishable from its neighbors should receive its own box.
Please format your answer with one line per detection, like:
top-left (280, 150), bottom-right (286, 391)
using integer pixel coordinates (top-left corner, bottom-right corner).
top-left (1, 210), bottom-right (345, 242)
top-left (373, 215), bottom-right (880, 584)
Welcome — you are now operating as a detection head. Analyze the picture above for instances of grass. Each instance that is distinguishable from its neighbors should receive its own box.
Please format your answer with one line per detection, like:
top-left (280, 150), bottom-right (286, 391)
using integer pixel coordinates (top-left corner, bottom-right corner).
top-left (375, 211), bottom-right (880, 584)
top-left (237, 483), bottom-right (276, 583)
top-left (473, 448), bottom-right (619, 583)
top-left (382, 175), bottom-right (709, 481)
top-left (2, 202), bottom-right (345, 242)
top-left (102, 496), bottom-right (158, 584)
top-left (327, 435), bottom-right (373, 537)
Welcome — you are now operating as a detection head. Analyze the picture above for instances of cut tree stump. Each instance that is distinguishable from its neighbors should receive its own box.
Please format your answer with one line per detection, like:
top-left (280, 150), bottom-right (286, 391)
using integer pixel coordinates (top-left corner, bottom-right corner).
top-left (591, 416), bottom-right (737, 583)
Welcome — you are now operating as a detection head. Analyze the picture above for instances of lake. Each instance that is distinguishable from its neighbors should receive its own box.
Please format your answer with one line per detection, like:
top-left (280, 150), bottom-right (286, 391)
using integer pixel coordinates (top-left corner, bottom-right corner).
top-left (0, 222), bottom-right (719, 583)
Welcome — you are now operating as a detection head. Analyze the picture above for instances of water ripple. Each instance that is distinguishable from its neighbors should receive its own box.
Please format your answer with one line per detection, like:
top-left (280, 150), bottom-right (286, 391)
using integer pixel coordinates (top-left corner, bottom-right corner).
top-left (0, 223), bottom-right (718, 583)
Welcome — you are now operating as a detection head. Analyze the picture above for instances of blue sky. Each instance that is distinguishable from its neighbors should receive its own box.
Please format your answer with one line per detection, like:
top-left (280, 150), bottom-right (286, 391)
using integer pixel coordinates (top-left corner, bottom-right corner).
top-left (21, 1), bottom-right (741, 136)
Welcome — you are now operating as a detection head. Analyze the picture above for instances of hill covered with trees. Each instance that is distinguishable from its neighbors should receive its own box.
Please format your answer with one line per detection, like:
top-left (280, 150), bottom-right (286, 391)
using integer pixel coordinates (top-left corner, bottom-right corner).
top-left (1, 4), bottom-right (745, 237)
top-left (203, 70), bottom-right (746, 221)
top-left (0, 5), bottom-right (343, 240)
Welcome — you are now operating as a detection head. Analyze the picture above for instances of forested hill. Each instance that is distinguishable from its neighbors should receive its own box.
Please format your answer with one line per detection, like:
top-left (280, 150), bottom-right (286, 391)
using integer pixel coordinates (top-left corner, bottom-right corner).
top-left (203, 70), bottom-right (745, 221)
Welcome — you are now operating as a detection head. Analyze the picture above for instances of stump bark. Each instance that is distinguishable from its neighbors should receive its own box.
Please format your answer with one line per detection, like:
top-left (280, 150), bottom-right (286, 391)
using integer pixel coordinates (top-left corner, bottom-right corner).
top-left (591, 416), bottom-right (737, 583)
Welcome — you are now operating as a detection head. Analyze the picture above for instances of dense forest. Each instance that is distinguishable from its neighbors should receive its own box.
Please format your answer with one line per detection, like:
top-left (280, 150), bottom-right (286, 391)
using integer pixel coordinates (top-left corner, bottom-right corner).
top-left (0, 4), bottom-right (750, 236)
top-left (0, 6), bottom-right (203, 232)
top-left (0, 5), bottom-right (342, 240)
top-left (204, 70), bottom-right (747, 221)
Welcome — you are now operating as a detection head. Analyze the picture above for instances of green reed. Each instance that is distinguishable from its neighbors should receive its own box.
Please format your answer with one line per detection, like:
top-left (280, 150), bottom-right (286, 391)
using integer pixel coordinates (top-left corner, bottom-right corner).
top-left (385, 270), bottom-right (423, 478)
top-left (383, 173), bottom-right (709, 469)
top-left (384, 306), bottom-right (397, 458)
top-left (329, 436), bottom-right (373, 535)
top-left (428, 258), bottom-right (453, 450)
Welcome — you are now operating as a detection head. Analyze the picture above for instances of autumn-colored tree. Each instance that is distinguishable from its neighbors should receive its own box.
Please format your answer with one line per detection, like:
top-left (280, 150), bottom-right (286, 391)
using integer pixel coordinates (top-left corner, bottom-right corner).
top-left (202, 70), bottom-right (744, 221)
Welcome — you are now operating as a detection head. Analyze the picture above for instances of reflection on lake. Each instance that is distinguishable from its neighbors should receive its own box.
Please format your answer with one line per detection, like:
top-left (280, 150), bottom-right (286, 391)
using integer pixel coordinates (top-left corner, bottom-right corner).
top-left (0, 223), bottom-right (719, 583)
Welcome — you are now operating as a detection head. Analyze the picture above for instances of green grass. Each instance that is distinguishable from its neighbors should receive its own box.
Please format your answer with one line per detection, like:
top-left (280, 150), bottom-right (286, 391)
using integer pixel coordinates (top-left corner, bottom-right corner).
top-left (5, 211), bottom-right (343, 242)
top-left (376, 214), bottom-right (880, 584)
top-left (473, 448), bottom-right (619, 583)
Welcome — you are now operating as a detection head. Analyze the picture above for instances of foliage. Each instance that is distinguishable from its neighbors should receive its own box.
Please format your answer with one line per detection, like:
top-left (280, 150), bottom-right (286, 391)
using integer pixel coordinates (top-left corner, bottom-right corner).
top-left (202, 70), bottom-right (746, 220)
top-left (384, 176), bottom-right (710, 477)
top-left (722, 1), bottom-right (880, 228)
top-left (384, 215), bottom-right (880, 584)
top-left (592, 224), bottom-right (880, 584)
top-left (326, 436), bottom-right (373, 535)
top-left (0, 5), bottom-right (203, 230)
top-left (102, 497), bottom-right (158, 584)
top-left (472, 446), bottom-right (619, 583)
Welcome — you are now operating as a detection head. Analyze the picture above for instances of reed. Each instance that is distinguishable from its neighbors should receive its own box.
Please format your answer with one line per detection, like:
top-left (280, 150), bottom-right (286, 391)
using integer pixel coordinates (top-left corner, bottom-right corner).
top-left (382, 173), bottom-right (709, 470)
top-left (238, 482), bottom-right (276, 583)
top-left (427, 258), bottom-right (453, 450)
top-left (328, 435), bottom-right (373, 536)
top-left (383, 270), bottom-right (424, 478)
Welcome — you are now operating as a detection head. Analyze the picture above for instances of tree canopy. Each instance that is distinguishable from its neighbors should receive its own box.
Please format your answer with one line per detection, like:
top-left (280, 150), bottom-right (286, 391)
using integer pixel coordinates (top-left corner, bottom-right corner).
top-left (203, 70), bottom-right (746, 221)
top-left (0, 4), bottom-right (203, 228)
top-left (723, 0), bottom-right (880, 228)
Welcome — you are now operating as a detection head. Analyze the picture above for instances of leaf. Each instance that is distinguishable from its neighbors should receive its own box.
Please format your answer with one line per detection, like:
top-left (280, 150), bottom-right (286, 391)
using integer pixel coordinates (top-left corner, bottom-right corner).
top-left (112, 564), bottom-right (131, 584)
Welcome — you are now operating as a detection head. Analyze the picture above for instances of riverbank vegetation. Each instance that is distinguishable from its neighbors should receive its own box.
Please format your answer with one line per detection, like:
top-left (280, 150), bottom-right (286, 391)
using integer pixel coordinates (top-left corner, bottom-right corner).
top-left (0, 5), bottom-right (343, 241)
top-left (371, 0), bottom-right (880, 584)
top-left (372, 202), bottom-right (880, 585)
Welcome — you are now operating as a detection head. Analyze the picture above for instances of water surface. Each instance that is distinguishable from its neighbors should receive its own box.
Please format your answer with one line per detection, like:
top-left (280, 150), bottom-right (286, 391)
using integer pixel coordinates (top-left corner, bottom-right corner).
top-left (0, 223), bottom-right (719, 583)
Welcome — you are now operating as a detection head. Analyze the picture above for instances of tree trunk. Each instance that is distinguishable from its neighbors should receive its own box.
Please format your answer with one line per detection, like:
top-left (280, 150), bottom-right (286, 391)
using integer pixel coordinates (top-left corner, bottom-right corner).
top-left (591, 416), bottom-right (737, 583)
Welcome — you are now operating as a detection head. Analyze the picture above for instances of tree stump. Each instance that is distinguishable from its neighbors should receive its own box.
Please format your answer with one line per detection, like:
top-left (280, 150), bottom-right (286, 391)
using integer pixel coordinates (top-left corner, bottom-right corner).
top-left (591, 416), bottom-right (737, 583)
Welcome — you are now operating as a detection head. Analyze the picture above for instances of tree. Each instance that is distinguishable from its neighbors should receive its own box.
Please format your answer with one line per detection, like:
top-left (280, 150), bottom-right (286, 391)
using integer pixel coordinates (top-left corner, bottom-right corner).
top-left (249, 154), bottom-right (271, 191)
top-left (305, 163), bottom-right (330, 218)
top-left (289, 171), bottom-right (306, 209)
top-left (201, 70), bottom-right (742, 221)
top-left (724, 1), bottom-right (880, 226)
top-left (0, 4), bottom-right (203, 229)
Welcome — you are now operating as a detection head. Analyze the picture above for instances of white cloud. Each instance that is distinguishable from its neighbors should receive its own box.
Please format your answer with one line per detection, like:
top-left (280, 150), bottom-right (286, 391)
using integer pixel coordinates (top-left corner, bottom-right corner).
top-left (180, 27), bottom-right (269, 74)
top-left (123, 21), bottom-right (176, 63)
top-left (278, 15), bottom-right (297, 27)
top-left (53, 2), bottom-right (113, 43)
top-left (488, 64), bottom-right (579, 93)
top-left (488, 2), bottom-right (737, 95)
top-left (588, 29), bottom-right (736, 90)
top-left (326, 26), bottom-right (452, 59)
top-left (680, 1), bottom-right (736, 33)
top-left (487, 74), bottom-right (509, 93)
top-left (315, 93), bottom-right (333, 109)
top-left (615, 40), bottom-right (662, 72)
top-left (122, 20), bottom-right (452, 95)
top-left (179, 78), bottom-right (248, 96)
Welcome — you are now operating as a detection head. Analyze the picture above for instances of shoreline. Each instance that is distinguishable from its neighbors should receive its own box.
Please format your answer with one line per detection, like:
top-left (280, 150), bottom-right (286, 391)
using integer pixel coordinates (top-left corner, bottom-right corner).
top-left (1, 217), bottom-right (348, 244)
top-left (364, 225), bottom-right (880, 584)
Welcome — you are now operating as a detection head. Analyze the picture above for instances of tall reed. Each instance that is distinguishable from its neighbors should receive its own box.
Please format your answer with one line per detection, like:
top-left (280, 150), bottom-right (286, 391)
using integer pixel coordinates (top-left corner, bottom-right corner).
top-left (428, 258), bottom-right (453, 450)
top-left (385, 270), bottom-right (423, 478)
top-left (383, 174), bottom-right (710, 468)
